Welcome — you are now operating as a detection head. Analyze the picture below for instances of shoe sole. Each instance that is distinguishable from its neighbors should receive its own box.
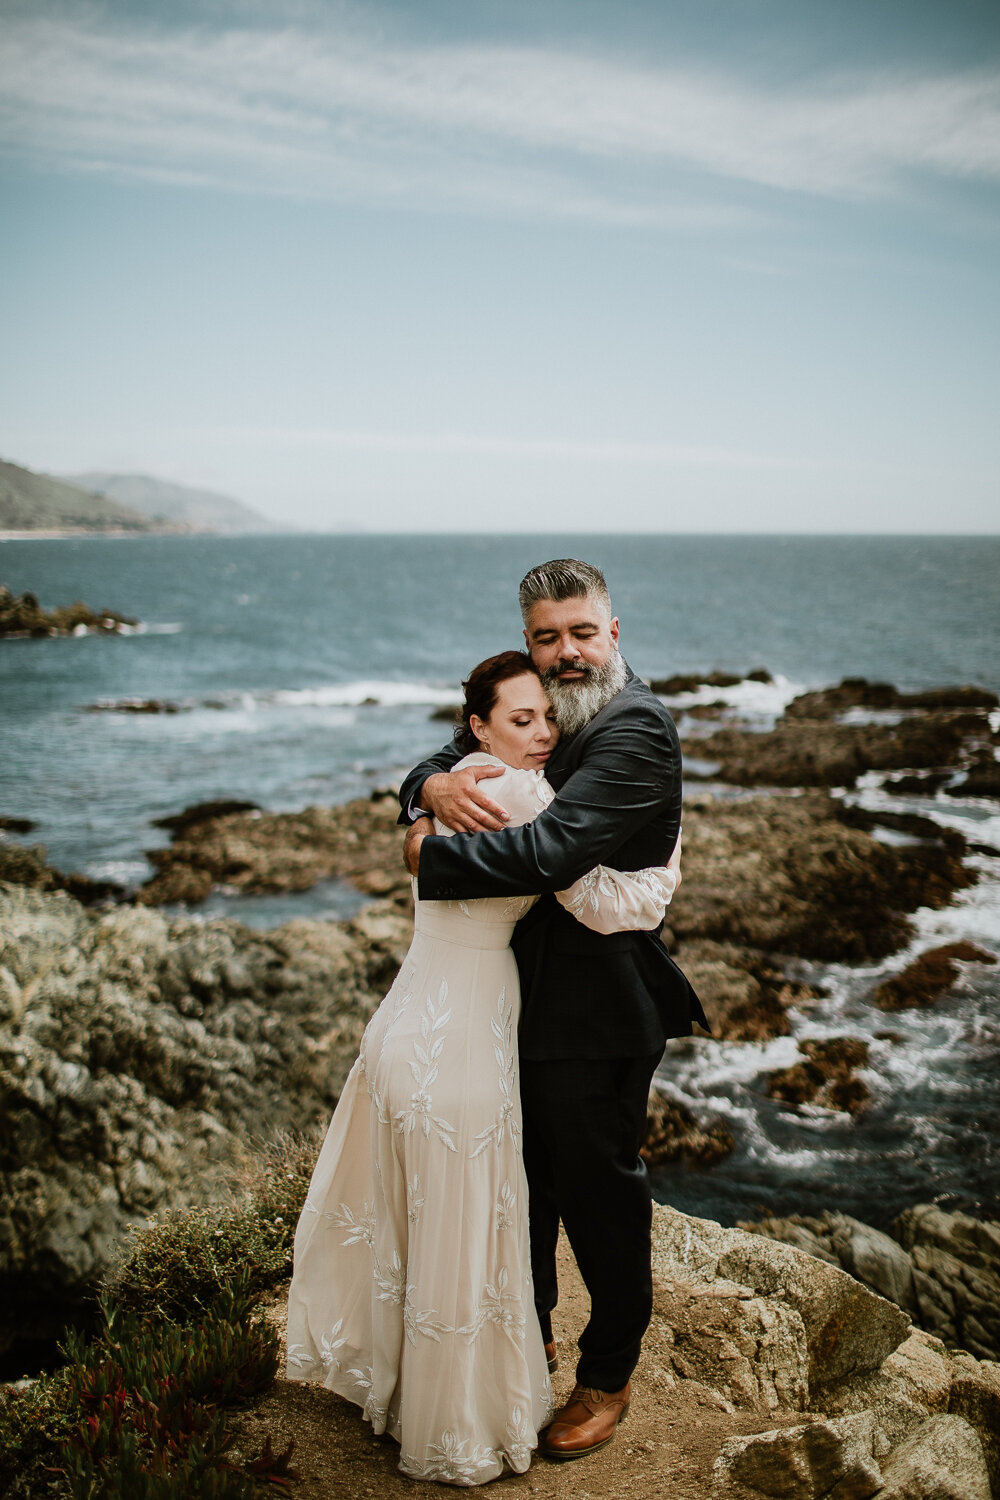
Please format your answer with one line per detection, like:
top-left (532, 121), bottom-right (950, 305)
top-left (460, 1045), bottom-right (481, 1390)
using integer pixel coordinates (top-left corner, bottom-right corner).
top-left (542, 1403), bottom-right (629, 1462)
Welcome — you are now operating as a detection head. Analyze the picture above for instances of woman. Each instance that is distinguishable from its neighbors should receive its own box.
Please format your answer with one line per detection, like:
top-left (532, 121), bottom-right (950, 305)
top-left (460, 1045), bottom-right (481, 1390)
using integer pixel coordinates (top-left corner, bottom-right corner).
top-left (286, 652), bottom-right (679, 1485)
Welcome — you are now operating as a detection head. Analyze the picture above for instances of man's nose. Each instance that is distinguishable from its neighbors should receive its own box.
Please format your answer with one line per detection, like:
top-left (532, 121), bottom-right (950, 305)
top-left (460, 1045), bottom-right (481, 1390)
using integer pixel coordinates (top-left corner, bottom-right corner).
top-left (560, 635), bottom-right (581, 660)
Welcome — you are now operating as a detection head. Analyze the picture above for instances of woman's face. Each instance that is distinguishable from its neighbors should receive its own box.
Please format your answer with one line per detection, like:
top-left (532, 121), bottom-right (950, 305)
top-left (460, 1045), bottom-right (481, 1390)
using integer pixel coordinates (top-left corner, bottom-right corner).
top-left (470, 672), bottom-right (559, 770)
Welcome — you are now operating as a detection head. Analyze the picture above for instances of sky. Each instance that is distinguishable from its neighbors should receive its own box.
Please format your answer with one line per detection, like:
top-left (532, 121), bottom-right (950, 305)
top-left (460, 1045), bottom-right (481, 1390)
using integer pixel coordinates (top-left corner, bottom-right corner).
top-left (1, 0), bottom-right (998, 533)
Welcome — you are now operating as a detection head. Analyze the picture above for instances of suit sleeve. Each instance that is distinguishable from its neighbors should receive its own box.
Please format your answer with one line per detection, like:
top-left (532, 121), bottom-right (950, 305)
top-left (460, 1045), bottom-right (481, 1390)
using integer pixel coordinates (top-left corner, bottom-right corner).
top-left (397, 740), bottom-right (463, 826)
top-left (417, 701), bottom-right (679, 899)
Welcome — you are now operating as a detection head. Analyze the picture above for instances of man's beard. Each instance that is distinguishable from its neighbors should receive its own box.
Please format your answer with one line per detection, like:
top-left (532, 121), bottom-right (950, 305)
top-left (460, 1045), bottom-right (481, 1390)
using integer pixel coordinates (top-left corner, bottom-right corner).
top-left (541, 648), bottom-right (628, 737)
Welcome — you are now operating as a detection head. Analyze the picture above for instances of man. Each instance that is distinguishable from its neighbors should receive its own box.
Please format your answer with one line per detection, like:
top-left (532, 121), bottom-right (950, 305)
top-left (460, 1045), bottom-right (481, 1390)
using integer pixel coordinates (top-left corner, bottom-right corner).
top-left (399, 558), bottom-right (706, 1461)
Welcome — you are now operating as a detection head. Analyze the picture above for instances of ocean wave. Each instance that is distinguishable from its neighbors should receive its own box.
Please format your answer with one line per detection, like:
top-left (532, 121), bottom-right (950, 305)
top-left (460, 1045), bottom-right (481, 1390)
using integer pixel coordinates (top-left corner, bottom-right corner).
top-left (266, 679), bottom-right (460, 709)
top-left (657, 672), bottom-right (803, 725)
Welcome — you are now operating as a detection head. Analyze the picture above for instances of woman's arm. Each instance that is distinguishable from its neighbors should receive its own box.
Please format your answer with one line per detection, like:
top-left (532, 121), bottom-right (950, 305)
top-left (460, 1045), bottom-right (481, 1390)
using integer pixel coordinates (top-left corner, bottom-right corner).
top-left (555, 835), bottom-right (682, 934)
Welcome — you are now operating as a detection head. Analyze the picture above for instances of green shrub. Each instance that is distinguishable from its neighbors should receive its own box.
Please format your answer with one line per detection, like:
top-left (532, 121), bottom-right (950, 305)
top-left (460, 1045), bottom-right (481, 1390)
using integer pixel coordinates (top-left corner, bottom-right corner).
top-left (0, 1130), bottom-right (320, 1498)
top-left (102, 1127), bottom-right (319, 1324)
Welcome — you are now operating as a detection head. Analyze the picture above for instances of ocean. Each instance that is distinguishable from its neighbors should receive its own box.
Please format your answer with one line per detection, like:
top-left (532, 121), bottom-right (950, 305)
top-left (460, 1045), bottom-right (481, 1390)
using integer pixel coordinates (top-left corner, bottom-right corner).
top-left (2, 532), bottom-right (999, 1229)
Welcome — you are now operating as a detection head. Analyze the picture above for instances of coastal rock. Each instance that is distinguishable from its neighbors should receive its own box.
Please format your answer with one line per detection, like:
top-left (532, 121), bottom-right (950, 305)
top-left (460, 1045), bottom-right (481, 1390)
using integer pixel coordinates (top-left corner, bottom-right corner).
top-left (687, 711), bottom-right (987, 790)
top-left (652, 1274), bottom-right (810, 1413)
top-left (650, 668), bottom-right (772, 695)
top-left (667, 939), bottom-right (821, 1042)
top-left (0, 584), bottom-right (138, 637)
top-left (946, 753), bottom-right (1000, 800)
top-left (783, 678), bottom-right (998, 719)
top-left (712, 1412), bottom-right (882, 1499)
top-left (815, 1329), bottom-right (953, 1460)
top-left (743, 1213), bottom-right (917, 1314)
top-left (650, 1204), bottom-right (911, 1388)
top-left (742, 1206), bottom-right (1000, 1364)
top-left (765, 1038), bottom-right (872, 1117)
top-left (874, 1414), bottom-right (991, 1500)
top-left (0, 840), bottom-right (127, 907)
top-left (85, 697), bottom-right (185, 714)
top-left (893, 1206), bottom-right (1000, 1362)
top-left (948, 1352), bottom-right (1000, 1496)
top-left (0, 879), bottom-right (409, 1353)
top-left (873, 943), bottom-right (996, 1010)
top-left (642, 1088), bottom-right (735, 1169)
top-left (669, 792), bottom-right (969, 964)
top-left (138, 794), bottom-right (410, 908)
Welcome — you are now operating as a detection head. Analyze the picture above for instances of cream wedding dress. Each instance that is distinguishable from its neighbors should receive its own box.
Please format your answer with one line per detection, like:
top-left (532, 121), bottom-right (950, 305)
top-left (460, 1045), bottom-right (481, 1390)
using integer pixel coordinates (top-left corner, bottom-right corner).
top-left (285, 754), bottom-right (678, 1486)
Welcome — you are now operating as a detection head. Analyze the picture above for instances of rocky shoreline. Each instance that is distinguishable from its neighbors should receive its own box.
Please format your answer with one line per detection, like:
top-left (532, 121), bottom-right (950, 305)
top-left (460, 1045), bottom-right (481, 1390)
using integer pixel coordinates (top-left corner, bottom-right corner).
top-left (0, 584), bottom-right (139, 637)
top-left (2, 671), bottom-right (999, 1492)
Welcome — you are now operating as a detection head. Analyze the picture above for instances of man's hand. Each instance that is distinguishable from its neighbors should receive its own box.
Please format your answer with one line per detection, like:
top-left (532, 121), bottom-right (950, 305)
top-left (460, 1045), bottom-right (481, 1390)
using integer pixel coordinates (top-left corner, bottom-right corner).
top-left (403, 817), bottom-right (434, 876)
top-left (421, 765), bottom-right (510, 834)
top-left (668, 829), bottom-right (682, 894)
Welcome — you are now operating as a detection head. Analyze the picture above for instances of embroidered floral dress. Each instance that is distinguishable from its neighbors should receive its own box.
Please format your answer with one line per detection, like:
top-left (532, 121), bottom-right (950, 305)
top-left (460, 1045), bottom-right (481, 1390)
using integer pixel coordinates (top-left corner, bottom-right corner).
top-left (285, 754), bottom-right (678, 1486)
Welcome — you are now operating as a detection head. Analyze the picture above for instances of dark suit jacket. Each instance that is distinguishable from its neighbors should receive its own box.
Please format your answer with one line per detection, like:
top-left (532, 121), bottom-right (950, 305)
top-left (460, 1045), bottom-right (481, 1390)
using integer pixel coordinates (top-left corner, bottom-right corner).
top-left (398, 666), bottom-right (708, 1060)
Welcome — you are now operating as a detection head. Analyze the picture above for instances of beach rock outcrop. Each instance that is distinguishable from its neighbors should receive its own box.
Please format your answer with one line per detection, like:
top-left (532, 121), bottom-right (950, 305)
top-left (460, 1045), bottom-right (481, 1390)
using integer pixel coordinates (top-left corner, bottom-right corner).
top-left (783, 678), bottom-right (998, 720)
top-left (687, 711), bottom-right (987, 789)
top-left (765, 1038), bottom-right (872, 1117)
top-left (138, 792), bottom-right (410, 907)
top-left (873, 943), bottom-right (996, 1010)
top-left (875, 1413), bottom-right (991, 1500)
top-left (669, 792), bottom-right (970, 966)
top-left (712, 1412), bottom-right (883, 1499)
top-left (650, 668), bottom-right (773, 695)
top-left (0, 584), bottom-right (138, 637)
top-left (740, 1206), bottom-right (1000, 1363)
top-left (893, 1206), bottom-right (1000, 1362)
top-left (652, 1273), bottom-right (810, 1414)
top-left (650, 1204), bottom-right (911, 1390)
top-left (742, 1213), bottom-right (917, 1315)
top-left (0, 878), bottom-right (410, 1362)
top-left (642, 1089), bottom-right (735, 1168)
top-left (948, 1352), bottom-right (1000, 1495)
top-left (0, 838), bottom-right (127, 907)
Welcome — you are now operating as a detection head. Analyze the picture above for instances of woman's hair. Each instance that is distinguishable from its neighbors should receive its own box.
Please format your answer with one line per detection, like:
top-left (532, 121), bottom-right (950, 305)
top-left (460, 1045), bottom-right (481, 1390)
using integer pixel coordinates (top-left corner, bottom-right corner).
top-left (454, 650), bottom-right (540, 754)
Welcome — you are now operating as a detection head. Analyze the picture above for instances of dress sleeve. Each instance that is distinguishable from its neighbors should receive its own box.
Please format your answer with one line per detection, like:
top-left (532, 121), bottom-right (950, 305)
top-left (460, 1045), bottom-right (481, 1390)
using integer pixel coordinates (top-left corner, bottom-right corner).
top-left (433, 757), bottom-right (553, 839)
top-left (555, 834), bottom-right (682, 934)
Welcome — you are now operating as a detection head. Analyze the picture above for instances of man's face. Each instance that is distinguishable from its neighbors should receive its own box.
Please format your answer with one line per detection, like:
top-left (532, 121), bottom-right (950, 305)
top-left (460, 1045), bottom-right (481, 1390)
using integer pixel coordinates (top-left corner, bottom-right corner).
top-left (523, 595), bottom-right (620, 678)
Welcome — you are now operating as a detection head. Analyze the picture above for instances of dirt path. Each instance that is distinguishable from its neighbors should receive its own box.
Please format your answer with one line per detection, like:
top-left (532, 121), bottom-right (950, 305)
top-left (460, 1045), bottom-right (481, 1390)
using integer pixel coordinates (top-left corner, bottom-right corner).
top-left (231, 1236), bottom-right (800, 1499)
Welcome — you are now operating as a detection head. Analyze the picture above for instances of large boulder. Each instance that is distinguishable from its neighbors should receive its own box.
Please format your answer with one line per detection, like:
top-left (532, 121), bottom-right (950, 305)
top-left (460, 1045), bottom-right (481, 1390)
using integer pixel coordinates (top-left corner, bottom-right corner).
top-left (712, 1412), bottom-right (883, 1499)
top-left (651, 1274), bottom-right (810, 1414)
top-left (874, 1413), bottom-right (991, 1500)
top-left (743, 1213), bottom-right (918, 1314)
top-left (651, 1205), bottom-right (911, 1390)
top-left (817, 1329), bottom-right (954, 1460)
top-left (947, 1352), bottom-right (1000, 1497)
top-left (894, 1206), bottom-right (1000, 1361)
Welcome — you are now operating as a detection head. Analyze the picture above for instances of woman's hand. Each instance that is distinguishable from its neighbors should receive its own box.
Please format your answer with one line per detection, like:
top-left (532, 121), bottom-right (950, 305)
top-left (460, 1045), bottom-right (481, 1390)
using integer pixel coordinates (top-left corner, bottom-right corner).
top-left (420, 765), bottom-right (510, 833)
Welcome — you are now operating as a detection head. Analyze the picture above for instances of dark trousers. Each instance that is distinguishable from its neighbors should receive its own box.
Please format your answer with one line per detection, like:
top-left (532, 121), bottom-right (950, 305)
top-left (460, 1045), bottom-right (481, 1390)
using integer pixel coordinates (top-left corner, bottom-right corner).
top-left (519, 1050), bottom-right (661, 1393)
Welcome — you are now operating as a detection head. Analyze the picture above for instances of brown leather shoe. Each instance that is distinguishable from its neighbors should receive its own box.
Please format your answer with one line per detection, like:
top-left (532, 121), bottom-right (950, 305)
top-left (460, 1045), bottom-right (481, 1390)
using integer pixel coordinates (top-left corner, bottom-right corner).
top-left (542, 1381), bottom-right (630, 1460)
top-left (543, 1340), bottom-right (558, 1374)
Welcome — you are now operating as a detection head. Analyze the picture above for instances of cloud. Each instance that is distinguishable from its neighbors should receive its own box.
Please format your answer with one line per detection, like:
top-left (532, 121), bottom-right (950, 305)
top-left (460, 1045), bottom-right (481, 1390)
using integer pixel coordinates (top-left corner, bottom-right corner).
top-left (1, 6), bottom-right (999, 219)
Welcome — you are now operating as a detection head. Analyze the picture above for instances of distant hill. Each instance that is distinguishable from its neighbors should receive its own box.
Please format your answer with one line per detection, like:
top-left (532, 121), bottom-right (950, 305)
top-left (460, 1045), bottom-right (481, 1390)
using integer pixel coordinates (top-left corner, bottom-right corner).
top-left (66, 472), bottom-right (280, 534)
top-left (0, 459), bottom-right (160, 534)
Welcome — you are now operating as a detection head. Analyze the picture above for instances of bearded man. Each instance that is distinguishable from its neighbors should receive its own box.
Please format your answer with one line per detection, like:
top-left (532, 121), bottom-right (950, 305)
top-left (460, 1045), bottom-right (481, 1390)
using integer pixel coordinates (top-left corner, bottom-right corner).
top-left (400, 558), bottom-right (705, 1460)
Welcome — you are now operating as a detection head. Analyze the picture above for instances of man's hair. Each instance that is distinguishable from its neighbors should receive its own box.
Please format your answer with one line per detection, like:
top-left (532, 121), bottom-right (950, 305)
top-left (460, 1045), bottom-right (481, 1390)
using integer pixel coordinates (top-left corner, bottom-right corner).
top-left (518, 558), bottom-right (612, 625)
